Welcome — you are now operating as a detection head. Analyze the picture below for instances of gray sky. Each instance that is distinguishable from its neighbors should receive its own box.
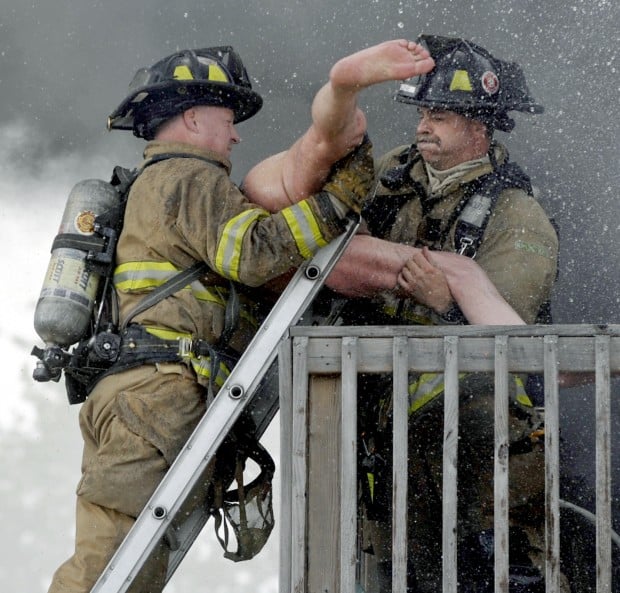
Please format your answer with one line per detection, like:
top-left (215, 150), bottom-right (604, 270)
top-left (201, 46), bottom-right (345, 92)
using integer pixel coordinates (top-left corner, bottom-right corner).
top-left (0, 1), bottom-right (618, 590)
top-left (2, 0), bottom-right (618, 322)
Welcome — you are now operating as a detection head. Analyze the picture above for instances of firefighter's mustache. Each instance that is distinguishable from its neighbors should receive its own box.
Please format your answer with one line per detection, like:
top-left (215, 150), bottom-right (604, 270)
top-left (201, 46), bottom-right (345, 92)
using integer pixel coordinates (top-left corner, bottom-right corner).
top-left (416, 135), bottom-right (440, 145)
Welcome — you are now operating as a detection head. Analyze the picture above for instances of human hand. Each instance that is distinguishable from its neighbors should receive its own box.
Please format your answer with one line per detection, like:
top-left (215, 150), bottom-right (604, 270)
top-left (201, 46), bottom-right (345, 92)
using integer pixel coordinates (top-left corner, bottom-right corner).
top-left (397, 247), bottom-right (453, 313)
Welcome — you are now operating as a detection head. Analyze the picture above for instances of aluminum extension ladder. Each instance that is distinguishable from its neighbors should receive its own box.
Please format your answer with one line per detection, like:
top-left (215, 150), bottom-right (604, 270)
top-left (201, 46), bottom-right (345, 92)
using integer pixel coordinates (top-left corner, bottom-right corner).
top-left (90, 217), bottom-right (360, 593)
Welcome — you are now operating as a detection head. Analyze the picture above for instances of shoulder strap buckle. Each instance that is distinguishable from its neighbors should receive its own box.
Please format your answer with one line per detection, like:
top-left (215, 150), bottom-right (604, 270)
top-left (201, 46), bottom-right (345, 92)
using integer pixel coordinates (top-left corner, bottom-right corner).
top-left (456, 235), bottom-right (477, 258)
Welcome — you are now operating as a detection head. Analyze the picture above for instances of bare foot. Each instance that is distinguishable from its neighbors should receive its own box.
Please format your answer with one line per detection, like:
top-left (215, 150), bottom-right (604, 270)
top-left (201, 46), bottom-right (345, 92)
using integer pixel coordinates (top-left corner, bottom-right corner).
top-left (329, 39), bottom-right (435, 90)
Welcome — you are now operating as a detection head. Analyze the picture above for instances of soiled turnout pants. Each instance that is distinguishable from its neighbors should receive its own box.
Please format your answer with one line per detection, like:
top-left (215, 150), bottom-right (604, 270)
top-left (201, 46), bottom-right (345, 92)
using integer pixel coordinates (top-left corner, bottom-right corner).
top-left (47, 362), bottom-right (208, 593)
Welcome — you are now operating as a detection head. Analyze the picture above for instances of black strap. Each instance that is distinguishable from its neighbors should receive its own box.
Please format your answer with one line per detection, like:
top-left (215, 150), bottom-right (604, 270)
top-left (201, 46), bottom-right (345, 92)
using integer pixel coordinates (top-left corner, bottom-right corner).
top-left (121, 261), bottom-right (209, 331)
top-left (116, 152), bottom-right (228, 331)
top-left (52, 233), bottom-right (106, 253)
top-left (453, 160), bottom-right (533, 257)
top-left (363, 146), bottom-right (423, 239)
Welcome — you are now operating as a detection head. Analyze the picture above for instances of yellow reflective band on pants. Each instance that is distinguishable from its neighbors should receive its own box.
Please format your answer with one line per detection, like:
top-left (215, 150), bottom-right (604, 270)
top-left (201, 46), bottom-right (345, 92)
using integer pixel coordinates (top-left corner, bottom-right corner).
top-left (144, 326), bottom-right (232, 389)
top-left (366, 472), bottom-right (376, 502)
top-left (408, 372), bottom-right (533, 416)
top-left (382, 304), bottom-right (434, 326)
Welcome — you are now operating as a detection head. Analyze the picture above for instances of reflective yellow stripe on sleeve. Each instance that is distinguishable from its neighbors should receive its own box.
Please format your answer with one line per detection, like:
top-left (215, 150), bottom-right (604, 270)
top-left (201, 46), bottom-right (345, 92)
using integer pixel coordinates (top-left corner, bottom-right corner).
top-left (280, 201), bottom-right (329, 259)
top-left (215, 208), bottom-right (269, 281)
top-left (215, 203), bottom-right (329, 280)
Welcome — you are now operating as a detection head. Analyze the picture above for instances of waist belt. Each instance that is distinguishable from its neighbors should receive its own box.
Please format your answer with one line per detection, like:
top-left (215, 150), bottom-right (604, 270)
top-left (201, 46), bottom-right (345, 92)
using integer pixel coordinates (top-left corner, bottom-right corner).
top-left (102, 324), bottom-right (239, 400)
top-left (117, 324), bottom-right (236, 363)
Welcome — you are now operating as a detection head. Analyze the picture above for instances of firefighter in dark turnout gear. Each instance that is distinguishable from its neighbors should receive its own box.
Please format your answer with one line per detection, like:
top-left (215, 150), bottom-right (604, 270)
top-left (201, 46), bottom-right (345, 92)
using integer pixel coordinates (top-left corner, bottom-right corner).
top-left (341, 36), bottom-right (563, 592)
top-left (47, 46), bottom-right (374, 593)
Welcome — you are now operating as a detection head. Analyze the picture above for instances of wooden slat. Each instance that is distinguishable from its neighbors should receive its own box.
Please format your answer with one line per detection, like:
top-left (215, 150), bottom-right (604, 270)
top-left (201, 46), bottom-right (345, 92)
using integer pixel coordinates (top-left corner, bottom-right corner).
top-left (291, 337), bottom-right (308, 593)
top-left (287, 327), bottom-right (619, 593)
top-left (340, 337), bottom-right (358, 593)
top-left (442, 336), bottom-right (459, 593)
top-left (494, 336), bottom-right (510, 593)
top-left (392, 337), bottom-right (409, 593)
top-left (303, 336), bottom-right (620, 374)
top-left (278, 340), bottom-right (293, 593)
top-left (306, 373), bottom-right (342, 592)
top-left (290, 323), bottom-right (620, 339)
top-left (544, 336), bottom-right (561, 593)
top-left (595, 335), bottom-right (612, 592)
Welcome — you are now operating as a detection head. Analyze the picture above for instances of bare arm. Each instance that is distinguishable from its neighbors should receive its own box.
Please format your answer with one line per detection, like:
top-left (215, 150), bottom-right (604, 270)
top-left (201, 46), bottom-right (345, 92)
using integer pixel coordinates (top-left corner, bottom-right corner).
top-left (419, 248), bottom-right (525, 325)
top-left (326, 233), bottom-right (414, 297)
top-left (327, 236), bottom-right (525, 325)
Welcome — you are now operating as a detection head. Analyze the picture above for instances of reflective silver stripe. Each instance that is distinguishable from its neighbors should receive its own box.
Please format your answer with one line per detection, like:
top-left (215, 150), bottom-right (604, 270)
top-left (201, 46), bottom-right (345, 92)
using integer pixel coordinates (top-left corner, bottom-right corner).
top-left (114, 261), bottom-right (258, 327)
top-left (281, 201), bottom-right (328, 258)
top-left (114, 261), bottom-right (180, 292)
top-left (190, 357), bottom-right (231, 387)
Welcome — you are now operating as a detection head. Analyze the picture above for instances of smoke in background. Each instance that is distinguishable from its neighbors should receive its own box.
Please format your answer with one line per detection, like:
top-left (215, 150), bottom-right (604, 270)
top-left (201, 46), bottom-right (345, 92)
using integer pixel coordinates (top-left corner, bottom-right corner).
top-left (2, 0), bottom-right (618, 321)
top-left (0, 0), bottom-right (618, 591)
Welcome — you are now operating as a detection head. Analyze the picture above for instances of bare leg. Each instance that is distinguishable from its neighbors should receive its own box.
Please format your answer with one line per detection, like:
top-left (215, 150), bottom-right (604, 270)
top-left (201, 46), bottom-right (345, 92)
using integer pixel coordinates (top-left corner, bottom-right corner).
top-left (243, 40), bottom-right (434, 211)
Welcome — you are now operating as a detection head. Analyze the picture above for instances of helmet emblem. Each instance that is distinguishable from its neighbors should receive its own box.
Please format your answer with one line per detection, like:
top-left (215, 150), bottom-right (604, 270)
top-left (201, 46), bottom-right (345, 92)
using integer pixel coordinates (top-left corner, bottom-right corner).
top-left (173, 65), bottom-right (194, 80)
top-left (481, 71), bottom-right (500, 95)
top-left (449, 70), bottom-right (473, 92)
top-left (206, 64), bottom-right (228, 82)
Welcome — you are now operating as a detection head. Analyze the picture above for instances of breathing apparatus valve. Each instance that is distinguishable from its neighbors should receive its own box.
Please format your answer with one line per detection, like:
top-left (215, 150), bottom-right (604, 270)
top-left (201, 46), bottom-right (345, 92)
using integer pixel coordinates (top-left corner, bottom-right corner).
top-left (31, 345), bottom-right (70, 382)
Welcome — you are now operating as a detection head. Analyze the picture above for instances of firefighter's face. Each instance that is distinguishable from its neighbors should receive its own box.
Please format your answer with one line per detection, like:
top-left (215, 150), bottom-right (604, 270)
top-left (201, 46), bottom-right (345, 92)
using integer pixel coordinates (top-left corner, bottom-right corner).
top-left (415, 108), bottom-right (488, 170)
top-left (187, 105), bottom-right (240, 158)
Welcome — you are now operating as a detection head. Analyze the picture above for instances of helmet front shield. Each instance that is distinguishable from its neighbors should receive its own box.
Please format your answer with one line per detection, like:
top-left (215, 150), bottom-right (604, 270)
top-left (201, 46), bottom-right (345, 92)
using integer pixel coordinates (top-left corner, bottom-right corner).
top-left (395, 35), bottom-right (543, 132)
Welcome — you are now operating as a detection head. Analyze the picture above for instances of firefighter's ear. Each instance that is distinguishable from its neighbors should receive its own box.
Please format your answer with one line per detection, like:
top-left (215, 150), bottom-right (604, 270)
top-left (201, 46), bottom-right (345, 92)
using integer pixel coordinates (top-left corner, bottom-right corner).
top-left (182, 108), bottom-right (199, 132)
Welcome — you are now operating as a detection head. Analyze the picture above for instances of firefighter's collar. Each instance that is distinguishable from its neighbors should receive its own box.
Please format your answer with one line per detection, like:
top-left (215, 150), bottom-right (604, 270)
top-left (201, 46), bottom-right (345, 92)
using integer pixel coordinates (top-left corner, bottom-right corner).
top-left (143, 141), bottom-right (232, 175)
top-left (425, 154), bottom-right (490, 196)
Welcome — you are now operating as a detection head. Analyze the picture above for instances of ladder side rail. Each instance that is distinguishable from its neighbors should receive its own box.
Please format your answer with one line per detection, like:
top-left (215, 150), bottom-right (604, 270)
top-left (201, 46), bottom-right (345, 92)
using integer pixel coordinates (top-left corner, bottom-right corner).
top-left (91, 218), bottom-right (359, 593)
top-left (164, 362), bottom-right (280, 580)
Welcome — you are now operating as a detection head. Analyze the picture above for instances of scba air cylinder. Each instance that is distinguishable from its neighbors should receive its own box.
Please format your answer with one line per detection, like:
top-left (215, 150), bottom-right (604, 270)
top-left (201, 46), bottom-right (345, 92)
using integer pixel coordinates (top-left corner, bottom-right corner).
top-left (34, 179), bottom-right (118, 348)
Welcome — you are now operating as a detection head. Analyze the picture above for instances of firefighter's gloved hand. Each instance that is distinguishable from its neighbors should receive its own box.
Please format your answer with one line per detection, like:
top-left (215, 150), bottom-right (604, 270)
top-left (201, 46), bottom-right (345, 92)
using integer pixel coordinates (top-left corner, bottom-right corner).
top-left (322, 135), bottom-right (374, 215)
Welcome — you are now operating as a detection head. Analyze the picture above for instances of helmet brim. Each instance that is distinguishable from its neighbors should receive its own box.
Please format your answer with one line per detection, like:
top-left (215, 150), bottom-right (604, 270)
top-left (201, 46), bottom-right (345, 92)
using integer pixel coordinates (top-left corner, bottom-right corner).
top-left (107, 79), bottom-right (263, 132)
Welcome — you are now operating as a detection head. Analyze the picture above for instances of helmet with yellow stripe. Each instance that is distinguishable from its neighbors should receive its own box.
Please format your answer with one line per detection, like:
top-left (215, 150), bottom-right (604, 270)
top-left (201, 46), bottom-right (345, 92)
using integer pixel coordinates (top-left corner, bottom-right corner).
top-left (396, 35), bottom-right (543, 132)
top-left (107, 46), bottom-right (263, 139)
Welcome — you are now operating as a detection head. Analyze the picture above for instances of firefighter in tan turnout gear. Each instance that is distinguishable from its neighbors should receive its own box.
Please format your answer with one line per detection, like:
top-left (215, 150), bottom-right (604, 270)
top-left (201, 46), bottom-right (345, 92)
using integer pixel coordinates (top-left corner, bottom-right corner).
top-left (46, 46), bottom-right (374, 593)
top-left (332, 36), bottom-right (562, 592)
